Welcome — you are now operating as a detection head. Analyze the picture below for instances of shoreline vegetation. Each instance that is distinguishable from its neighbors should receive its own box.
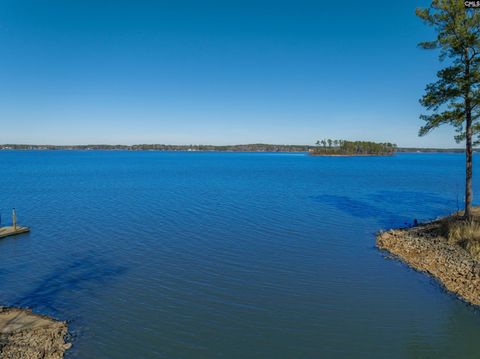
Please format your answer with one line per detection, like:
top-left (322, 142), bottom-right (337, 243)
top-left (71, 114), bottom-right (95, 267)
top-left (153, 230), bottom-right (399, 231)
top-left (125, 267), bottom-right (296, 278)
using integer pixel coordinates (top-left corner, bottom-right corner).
top-left (0, 307), bottom-right (70, 358)
top-left (311, 140), bottom-right (396, 156)
top-left (0, 143), bottom-right (473, 153)
top-left (377, 2), bottom-right (480, 309)
top-left (377, 207), bottom-right (480, 306)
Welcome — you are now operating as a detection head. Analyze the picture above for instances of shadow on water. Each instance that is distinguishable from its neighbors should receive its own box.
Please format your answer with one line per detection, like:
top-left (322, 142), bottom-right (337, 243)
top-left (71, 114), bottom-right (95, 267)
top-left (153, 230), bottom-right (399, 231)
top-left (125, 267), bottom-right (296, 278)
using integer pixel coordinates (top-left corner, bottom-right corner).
top-left (12, 252), bottom-right (127, 313)
top-left (370, 190), bottom-right (459, 208)
top-left (314, 191), bottom-right (458, 228)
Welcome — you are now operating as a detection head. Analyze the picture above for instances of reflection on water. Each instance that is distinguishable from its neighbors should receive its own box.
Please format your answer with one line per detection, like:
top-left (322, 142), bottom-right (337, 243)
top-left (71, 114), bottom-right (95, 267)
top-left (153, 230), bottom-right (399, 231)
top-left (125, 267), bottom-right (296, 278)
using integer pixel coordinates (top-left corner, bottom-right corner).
top-left (0, 151), bottom-right (478, 358)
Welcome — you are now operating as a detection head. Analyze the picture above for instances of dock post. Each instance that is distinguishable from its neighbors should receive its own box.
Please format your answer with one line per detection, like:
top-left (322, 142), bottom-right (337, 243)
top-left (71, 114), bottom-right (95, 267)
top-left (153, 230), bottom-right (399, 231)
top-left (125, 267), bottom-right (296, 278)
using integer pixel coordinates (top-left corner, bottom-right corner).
top-left (12, 208), bottom-right (16, 231)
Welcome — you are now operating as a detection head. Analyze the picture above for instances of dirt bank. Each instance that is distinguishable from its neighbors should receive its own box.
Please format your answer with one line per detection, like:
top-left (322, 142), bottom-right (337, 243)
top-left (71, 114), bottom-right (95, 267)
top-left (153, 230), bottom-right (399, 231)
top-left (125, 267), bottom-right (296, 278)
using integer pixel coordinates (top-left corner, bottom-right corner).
top-left (0, 307), bottom-right (70, 358)
top-left (377, 217), bottom-right (480, 306)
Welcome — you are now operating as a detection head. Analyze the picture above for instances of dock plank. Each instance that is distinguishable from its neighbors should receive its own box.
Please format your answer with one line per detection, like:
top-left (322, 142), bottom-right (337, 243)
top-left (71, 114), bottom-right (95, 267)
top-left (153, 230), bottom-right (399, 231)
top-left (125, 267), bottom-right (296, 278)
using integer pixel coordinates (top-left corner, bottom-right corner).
top-left (0, 226), bottom-right (30, 239)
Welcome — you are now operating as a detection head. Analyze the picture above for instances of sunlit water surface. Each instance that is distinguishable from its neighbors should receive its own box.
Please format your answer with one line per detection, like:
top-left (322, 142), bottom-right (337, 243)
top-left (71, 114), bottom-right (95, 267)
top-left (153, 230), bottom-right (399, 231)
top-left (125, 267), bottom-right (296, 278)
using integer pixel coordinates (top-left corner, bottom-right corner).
top-left (0, 151), bottom-right (479, 358)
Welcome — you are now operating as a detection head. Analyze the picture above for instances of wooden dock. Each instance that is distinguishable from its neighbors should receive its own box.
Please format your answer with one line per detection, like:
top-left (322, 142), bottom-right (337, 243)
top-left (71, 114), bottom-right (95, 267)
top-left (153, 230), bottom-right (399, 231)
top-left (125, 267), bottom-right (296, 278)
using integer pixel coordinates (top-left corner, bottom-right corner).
top-left (0, 226), bottom-right (30, 239)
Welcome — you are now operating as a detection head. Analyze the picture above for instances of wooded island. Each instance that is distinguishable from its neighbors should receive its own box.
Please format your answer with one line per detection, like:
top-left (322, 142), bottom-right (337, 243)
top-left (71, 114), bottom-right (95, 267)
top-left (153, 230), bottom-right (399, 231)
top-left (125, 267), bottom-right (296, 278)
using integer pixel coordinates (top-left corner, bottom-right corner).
top-left (311, 140), bottom-right (397, 156)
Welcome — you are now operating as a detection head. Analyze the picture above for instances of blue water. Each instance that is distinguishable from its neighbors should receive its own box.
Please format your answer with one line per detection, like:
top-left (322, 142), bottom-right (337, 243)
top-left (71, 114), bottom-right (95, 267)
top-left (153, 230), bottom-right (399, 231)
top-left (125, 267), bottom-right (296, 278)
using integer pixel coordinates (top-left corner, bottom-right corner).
top-left (0, 151), bottom-right (479, 358)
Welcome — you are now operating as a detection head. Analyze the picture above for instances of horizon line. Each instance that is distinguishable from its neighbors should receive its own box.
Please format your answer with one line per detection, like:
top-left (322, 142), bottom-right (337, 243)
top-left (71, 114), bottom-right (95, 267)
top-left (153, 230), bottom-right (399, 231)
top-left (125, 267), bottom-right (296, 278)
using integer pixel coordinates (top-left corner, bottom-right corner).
top-left (0, 143), bottom-right (468, 150)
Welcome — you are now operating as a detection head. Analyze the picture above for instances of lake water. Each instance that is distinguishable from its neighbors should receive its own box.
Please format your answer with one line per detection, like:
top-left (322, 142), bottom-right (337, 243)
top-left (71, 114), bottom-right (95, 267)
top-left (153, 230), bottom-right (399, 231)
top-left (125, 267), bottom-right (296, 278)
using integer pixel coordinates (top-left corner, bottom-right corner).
top-left (0, 151), bottom-right (479, 358)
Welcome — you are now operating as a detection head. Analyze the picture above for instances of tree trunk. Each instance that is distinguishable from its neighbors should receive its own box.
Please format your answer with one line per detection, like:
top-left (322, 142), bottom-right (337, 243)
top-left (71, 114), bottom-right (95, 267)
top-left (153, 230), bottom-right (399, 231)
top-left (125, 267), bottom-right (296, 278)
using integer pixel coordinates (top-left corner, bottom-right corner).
top-left (465, 111), bottom-right (473, 219)
top-left (464, 49), bottom-right (473, 220)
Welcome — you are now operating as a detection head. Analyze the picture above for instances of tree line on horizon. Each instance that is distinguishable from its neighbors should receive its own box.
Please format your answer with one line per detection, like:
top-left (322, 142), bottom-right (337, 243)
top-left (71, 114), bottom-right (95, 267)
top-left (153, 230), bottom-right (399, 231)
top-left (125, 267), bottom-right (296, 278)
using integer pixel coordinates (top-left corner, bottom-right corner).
top-left (0, 143), bottom-right (313, 152)
top-left (312, 139), bottom-right (397, 155)
top-left (1, 143), bottom-right (471, 153)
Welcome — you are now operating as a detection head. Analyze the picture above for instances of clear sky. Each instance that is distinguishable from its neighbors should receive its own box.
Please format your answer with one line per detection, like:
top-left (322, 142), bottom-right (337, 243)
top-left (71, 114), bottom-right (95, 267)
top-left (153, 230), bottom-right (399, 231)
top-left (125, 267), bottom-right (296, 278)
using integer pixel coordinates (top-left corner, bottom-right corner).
top-left (0, 0), bottom-right (462, 147)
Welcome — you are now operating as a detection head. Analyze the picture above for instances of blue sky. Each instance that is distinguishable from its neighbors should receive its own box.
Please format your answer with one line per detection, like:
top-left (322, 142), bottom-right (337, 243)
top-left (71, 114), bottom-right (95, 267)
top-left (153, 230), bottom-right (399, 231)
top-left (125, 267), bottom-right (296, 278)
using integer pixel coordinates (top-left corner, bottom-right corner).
top-left (0, 0), bottom-right (461, 147)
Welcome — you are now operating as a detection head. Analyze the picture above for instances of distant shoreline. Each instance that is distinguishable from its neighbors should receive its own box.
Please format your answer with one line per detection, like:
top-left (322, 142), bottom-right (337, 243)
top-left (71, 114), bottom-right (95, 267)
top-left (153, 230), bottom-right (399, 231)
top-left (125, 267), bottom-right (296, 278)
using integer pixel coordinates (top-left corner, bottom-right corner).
top-left (0, 144), bottom-right (471, 153)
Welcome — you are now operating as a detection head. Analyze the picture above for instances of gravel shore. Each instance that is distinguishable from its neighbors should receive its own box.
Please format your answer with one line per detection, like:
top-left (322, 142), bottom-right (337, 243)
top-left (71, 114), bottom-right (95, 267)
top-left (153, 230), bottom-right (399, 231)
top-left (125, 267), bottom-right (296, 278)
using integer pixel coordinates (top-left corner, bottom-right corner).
top-left (377, 217), bottom-right (480, 306)
top-left (0, 307), bottom-right (70, 358)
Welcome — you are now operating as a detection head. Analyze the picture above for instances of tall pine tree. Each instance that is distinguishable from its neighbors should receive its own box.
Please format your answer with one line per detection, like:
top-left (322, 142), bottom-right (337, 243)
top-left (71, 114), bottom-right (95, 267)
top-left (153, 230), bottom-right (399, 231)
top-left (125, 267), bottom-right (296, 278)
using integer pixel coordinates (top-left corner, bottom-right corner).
top-left (417, 0), bottom-right (480, 219)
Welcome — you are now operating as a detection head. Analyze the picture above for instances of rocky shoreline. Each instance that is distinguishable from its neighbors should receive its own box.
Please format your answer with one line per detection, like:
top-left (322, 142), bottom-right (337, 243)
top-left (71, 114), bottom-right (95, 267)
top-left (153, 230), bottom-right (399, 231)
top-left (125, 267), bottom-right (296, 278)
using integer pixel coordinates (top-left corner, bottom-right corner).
top-left (377, 218), bottom-right (480, 306)
top-left (0, 307), bottom-right (70, 358)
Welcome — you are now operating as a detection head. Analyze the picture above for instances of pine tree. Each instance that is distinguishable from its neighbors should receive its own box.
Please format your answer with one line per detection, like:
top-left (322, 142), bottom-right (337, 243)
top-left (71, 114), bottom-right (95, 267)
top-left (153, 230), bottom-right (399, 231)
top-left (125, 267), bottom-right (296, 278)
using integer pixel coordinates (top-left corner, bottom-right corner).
top-left (417, 0), bottom-right (480, 219)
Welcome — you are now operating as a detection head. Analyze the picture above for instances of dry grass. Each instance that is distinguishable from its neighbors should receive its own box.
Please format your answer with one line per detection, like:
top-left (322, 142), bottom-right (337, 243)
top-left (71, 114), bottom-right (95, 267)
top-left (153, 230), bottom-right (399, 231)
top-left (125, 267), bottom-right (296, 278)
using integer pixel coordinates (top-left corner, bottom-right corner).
top-left (445, 220), bottom-right (480, 243)
top-left (441, 216), bottom-right (480, 259)
top-left (465, 240), bottom-right (480, 259)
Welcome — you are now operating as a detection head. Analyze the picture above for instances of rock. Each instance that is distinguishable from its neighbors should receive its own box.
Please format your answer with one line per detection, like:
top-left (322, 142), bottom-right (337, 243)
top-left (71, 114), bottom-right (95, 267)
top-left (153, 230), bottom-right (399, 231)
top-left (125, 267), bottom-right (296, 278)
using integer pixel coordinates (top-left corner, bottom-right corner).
top-left (376, 221), bottom-right (480, 306)
top-left (0, 308), bottom-right (69, 359)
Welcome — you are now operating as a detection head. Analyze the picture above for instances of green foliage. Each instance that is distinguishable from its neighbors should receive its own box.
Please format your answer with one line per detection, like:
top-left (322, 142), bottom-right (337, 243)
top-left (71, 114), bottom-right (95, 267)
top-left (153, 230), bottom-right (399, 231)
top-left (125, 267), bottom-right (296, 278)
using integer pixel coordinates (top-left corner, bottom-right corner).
top-left (417, 0), bottom-right (480, 218)
top-left (312, 139), bottom-right (396, 155)
top-left (416, 0), bottom-right (480, 142)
